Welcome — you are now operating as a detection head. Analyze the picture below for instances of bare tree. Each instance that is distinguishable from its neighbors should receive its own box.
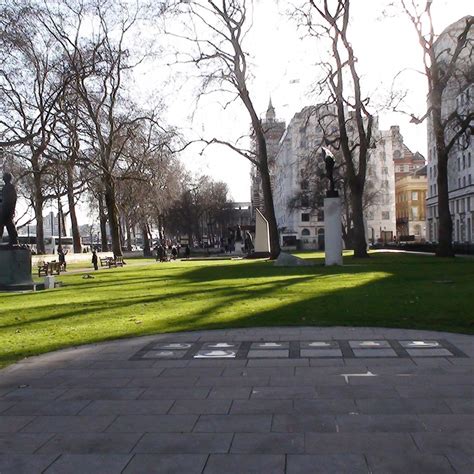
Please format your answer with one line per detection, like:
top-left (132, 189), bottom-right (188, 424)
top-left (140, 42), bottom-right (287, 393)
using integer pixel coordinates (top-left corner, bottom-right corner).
top-left (170, 0), bottom-right (281, 258)
top-left (297, 0), bottom-right (375, 257)
top-left (399, 2), bottom-right (473, 257)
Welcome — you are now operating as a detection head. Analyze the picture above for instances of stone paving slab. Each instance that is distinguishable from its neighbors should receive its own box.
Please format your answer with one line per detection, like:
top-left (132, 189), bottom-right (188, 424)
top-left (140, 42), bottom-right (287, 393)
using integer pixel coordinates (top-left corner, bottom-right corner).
top-left (0, 326), bottom-right (473, 473)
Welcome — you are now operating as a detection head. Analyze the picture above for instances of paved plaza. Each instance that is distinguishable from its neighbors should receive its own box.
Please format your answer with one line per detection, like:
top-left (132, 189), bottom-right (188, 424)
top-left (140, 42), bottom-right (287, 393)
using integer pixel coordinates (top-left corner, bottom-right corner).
top-left (0, 326), bottom-right (473, 473)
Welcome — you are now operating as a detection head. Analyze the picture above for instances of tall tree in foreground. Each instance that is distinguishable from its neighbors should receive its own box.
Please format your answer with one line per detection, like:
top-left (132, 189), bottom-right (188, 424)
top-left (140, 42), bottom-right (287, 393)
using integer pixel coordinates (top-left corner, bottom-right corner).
top-left (400, 2), bottom-right (473, 257)
top-left (172, 0), bottom-right (281, 258)
top-left (303, 0), bottom-right (374, 257)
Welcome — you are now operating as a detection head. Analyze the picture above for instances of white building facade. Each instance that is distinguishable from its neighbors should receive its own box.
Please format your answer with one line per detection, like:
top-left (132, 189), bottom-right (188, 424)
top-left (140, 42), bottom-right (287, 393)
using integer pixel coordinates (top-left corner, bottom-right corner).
top-left (426, 17), bottom-right (474, 244)
top-left (270, 105), bottom-right (397, 249)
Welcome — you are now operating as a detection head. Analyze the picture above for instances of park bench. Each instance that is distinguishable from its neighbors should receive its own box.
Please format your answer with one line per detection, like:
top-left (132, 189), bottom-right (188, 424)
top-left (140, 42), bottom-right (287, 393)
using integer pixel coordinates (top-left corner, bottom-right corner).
top-left (37, 261), bottom-right (62, 277)
top-left (99, 256), bottom-right (124, 268)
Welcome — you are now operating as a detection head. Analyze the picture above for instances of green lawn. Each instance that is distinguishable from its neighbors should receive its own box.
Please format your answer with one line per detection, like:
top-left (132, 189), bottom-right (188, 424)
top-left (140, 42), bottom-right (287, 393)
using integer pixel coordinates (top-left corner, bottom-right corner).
top-left (1, 251), bottom-right (473, 368)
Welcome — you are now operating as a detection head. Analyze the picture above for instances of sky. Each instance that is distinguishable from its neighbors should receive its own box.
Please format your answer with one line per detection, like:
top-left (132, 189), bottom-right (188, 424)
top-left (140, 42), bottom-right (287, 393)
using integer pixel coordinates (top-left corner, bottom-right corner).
top-left (148, 0), bottom-right (472, 203)
top-left (19, 0), bottom-right (473, 226)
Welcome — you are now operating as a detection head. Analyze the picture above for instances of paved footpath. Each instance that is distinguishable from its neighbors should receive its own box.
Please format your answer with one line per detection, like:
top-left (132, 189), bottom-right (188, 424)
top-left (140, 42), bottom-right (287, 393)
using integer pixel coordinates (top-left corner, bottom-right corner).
top-left (0, 327), bottom-right (473, 473)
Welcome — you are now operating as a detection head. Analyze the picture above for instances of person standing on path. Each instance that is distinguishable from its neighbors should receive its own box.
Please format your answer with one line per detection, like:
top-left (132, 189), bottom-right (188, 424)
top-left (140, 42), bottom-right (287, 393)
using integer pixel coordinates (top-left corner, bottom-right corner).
top-left (92, 249), bottom-right (98, 271)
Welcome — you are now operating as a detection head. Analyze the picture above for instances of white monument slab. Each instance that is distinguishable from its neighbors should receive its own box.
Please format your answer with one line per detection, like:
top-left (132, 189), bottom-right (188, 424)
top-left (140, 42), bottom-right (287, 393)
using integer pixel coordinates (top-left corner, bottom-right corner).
top-left (254, 208), bottom-right (271, 253)
top-left (324, 197), bottom-right (343, 266)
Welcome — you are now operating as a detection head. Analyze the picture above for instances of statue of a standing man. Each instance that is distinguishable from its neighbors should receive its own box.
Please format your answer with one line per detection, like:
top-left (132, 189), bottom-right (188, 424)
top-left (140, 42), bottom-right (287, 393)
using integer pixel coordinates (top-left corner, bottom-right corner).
top-left (322, 147), bottom-right (338, 197)
top-left (0, 173), bottom-right (19, 246)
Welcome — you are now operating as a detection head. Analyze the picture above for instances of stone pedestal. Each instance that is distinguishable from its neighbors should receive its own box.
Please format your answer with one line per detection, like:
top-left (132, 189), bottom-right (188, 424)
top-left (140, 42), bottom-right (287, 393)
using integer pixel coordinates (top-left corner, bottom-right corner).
top-left (0, 247), bottom-right (36, 291)
top-left (324, 197), bottom-right (343, 266)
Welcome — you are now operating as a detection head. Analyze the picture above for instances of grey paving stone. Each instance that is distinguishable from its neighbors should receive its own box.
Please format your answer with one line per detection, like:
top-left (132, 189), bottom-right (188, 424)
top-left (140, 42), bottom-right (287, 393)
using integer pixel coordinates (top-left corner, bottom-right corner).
top-left (37, 433), bottom-right (142, 454)
top-left (133, 433), bottom-right (232, 453)
top-left (151, 360), bottom-right (190, 368)
top-left (127, 376), bottom-right (198, 388)
top-left (230, 400), bottom-right (294, 414)
top-left (270, 375), bottom-right (346, 387)
top-left (294, 399), bottom-right (358, 415)
top-left (88, 360), bottom-right (157, 369)
top-left (247, 359), bottom-right (309, 367)
top-left (419, 414), bottom-right (474, 432)
top-left (208, 387), bottom-right (251, 399)
top-left (187, 359), bottom-right (247, 367)
top-left (169, 399), bottom-right (231, 415)
top-left (0, 416), bottom-right (34, 433)
top-left (352, 349), bottom-right (398, 358)
top-left (407, 349), bottom-right (453, 357)
top-left (355, 398), bottom-right (452, 415)
top-left (79, 400), bottom-right (174, 415)
top-left (4, 400), bottom-right (91, 416)
top-left (58, 388), bottom-right (144, 400)
top-left (223, 367), bottom-right (295, 377)
top-left (204, 454), bottom-right (285, 474)
top-left (123, 454), bottom-right (207, 474)
top-left (88, 368), bottom-right (164, 378)
top-left (305, 433), bottom-right (419, 454)
top-left (161, 367), bottom-right (224, 378)
top-left (287, 454), bottom-right (368, 473)
top-left (0, 402), bottom-right (15, 414)
top-left (0, 454), bottom-right (58, 474)
top-left (0, 433), bottom-right (54, 454)
top-left (413, 432), bottom-right (474, 455)
top-left (300, 349), bottom-right (343, 358)
top-left (396, 384), bottom-right (474, 398)
top-left (2, 388), bottom-right (66, 401)
top-left (446, 398), bottom-right (474, 414)
top-left (250, 342), bottom-right (289, 349)
top-left (309, 359), bottom-right (346, 367)
top-left (106, 414), bottom-right (197, 433)
top-left (446, 453), bottom-right (474, 474)
top-left (272, 414), bottom-right (337, 433)
top-left (349, 340), bottom-right (391, 349)
top-left (196, 376), bottom-right (269, 387)
top-left (336, 414), bottom-right (426, 432)
top-left (367, 453), bottom-right (455, 473)
top-left (231, 433), bottom-right (304, 453)
top-left (193, 414), bottom-right (272, 432)
top-left (22, 415), bottom-right (116, 433)
top-left (250, 386), bottom-right (318, 399)
top-left (247, 350), bottom-right (289, 358)
top-left (45, 454), bottom-right (132, 474)
top-left (316, 385), bottom-right (400, 399)
top-left (139, 387), bottom-right (209, 399)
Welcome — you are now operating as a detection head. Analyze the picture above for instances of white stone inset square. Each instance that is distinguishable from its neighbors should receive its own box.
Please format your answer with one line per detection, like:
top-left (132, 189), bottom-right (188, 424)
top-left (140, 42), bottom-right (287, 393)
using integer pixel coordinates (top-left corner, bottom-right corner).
top-left (300, 349), bottom-right (343, 358)
top-left (247, 350), bottom-right (289, 358)
top-left (194, 350), bottom-right (236, 359)
top-left (201, 342), bottom-right (241, 350)
top-left (250, 342), bottom-right (289, 350)
top-left (406, 348), bottom-right (453, 357)
top-left (349, 340), bottom-right (391, 349)
top-left (142, 350), bottom-right (187, 359)
top-left (300, 341), bottom-right (339, 349)
top-left (399, 340), bottom-right (441, 348)
top-left (152, 342), bottom-right (193, 350)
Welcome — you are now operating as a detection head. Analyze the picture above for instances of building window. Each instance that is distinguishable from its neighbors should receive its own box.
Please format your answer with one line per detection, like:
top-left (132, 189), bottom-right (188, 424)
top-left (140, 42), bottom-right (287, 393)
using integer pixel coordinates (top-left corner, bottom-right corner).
top-left (317, 210), bottom-right (324, 221)
top-left (301, 228), bottom-right (310, 236)
top-left (301, 213), bottom-right (310, 222)
top-left (382, 211), bottom-right (390, 220)
top-left (301, 195), bottom-right (309, 207)
top-left (411, 191), bottom-right (418, 201)
top-left (463, 176), bottom-right (466, 187)
top-left (411, 207), bottom-right (419, 220)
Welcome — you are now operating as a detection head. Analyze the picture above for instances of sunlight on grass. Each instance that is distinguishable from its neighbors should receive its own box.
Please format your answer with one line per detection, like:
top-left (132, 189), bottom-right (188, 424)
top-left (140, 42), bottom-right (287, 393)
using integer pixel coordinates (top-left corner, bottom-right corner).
top-left (1, 253), bottom-right (473, 367)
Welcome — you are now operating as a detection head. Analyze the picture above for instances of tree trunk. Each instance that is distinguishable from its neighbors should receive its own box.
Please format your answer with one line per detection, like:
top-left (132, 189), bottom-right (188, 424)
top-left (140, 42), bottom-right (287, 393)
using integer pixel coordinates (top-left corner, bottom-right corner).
top-left (66, 165), bottom-right (82, 253)
top-left (98, 193), bottom-right (109, 252)
top-left (126, 223), bottom-right (132, 252)
top-left (142, 223), bottom-right (151, 257)
top-left (432, 89), bottom-right (454, 257)
top-left (103, 174), bottom-right (122, 257)
top-left (350, 181), bottom-right (368, 258)
top-left (33, 173), bottom-right (45, 254)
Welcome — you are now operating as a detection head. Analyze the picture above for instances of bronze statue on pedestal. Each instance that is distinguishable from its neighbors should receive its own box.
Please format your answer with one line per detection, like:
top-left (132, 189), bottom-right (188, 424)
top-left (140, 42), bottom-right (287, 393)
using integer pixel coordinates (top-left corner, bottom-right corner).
top-left (0, 172), bottom-right (19, 246)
